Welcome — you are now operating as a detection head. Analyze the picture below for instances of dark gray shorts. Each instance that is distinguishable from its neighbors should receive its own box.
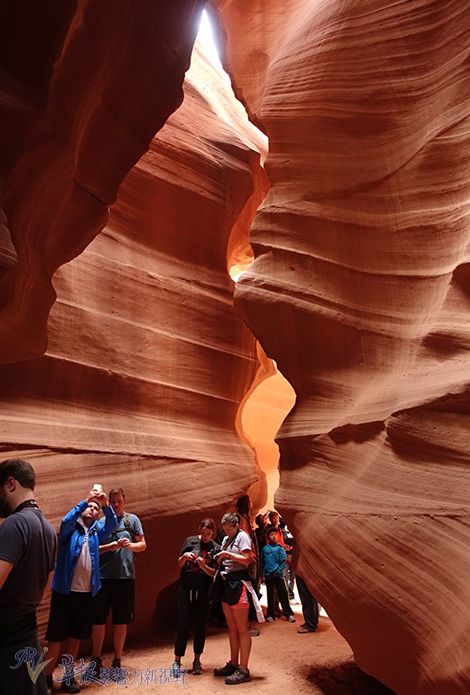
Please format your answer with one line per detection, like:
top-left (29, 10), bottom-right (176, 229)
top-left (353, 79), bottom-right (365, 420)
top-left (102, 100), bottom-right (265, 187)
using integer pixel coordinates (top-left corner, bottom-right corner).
top-left (92, 578), bottom-right (135, 625)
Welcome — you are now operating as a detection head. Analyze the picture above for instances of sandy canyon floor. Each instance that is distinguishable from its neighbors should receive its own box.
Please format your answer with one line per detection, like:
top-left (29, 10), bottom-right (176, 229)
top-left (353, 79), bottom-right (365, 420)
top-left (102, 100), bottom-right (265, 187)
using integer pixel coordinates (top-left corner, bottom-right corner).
top-left (50, 598), bottom-right (395, 695)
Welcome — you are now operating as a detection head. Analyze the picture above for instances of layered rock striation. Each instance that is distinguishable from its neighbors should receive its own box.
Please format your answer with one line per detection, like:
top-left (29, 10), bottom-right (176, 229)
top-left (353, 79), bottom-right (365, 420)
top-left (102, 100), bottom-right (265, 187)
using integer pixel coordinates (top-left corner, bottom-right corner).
top-left (0, 0), bottom-right (207, 363)
top-left (0, 38), bottom-right (268, 636)
top-left (212, 1), bottom-right (470, 693)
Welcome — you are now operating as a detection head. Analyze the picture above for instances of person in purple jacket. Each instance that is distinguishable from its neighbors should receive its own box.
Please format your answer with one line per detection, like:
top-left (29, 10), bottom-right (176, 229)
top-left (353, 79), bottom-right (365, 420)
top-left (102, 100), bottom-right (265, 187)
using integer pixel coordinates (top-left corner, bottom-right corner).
top-left (45, 489), bottom-right (117, 694)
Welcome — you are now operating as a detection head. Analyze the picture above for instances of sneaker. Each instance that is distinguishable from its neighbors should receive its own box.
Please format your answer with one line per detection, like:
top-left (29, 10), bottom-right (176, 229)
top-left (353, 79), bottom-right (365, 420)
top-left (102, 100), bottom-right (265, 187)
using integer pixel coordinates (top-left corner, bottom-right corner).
top-left (266, 616), bottom-right (274, 622)
top-left (287, 615), bottom-right (296, 623)
top-left (297, 625), bottom-right (316, 633)
top-left (214, 661), bottom-right (237, 677)
top-left (192, 659), bottom-right (202, 675)
top-left (225, 666), bottom-right (251, 685)
top-left (249, 627), bottom-right (260, 636)
top-left (111, 658), bottom-right (121, 669)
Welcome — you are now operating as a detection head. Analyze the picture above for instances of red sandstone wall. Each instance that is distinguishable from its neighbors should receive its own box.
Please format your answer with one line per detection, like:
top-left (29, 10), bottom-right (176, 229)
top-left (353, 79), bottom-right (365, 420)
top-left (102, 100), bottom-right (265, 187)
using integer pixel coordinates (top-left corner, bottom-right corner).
top-left (0, 39), bottom-right (268, 638)
top-left (3, 1), bottom-right (469, 690)
top-left (0, 0), bottom-right (206, 363)
top-left (211, 1), bottom-right (470, 694)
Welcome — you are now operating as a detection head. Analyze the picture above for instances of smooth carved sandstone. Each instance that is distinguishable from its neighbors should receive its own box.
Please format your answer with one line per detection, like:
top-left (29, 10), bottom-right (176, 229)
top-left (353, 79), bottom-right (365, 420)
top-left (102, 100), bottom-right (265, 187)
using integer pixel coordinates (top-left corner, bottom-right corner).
top-left (0, 0), bottom-right (207, 363)
top-left (211, 1), bottom-right (470, 694)
top-left (0, 43), bottom-right (268, 637)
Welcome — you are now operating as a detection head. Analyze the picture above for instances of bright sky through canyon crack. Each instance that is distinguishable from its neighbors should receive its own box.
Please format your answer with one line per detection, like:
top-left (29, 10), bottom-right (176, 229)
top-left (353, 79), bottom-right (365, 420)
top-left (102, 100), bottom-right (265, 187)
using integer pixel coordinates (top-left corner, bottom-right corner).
top-left (197, 10), bottom-right (230, 83)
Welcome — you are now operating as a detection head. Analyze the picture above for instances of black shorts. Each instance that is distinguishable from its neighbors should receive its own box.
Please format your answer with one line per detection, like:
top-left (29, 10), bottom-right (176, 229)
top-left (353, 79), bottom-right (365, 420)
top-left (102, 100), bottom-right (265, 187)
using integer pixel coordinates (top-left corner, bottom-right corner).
top-left (45, 590), bottom-right (93, 642)
top-left (92, 578), bottom-right (135, 625)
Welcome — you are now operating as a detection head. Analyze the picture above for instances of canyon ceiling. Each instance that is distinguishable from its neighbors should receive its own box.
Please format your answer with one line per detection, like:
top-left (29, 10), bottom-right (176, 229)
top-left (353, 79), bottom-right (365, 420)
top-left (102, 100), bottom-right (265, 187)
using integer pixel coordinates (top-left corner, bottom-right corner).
top-left (1, 2), bottom-right (470, 695)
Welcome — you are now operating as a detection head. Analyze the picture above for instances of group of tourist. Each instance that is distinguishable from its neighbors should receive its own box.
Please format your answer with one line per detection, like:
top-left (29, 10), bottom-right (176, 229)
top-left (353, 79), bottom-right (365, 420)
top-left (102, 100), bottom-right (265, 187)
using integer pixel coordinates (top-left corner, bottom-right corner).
top-left (173, 498), bottom-right (320, 685)
top-left (0, 458), bottom-right (145, 695)
top-left (0, 458), bottom-right (320, 694)
top-left (173, 512), bottom-right (264, 685)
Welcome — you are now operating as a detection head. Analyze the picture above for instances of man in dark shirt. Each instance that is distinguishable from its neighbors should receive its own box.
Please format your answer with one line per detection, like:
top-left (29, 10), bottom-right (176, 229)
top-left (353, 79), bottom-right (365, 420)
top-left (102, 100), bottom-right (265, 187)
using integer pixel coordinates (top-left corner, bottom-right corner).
top-left (0, 458), bottom-right (57, 695)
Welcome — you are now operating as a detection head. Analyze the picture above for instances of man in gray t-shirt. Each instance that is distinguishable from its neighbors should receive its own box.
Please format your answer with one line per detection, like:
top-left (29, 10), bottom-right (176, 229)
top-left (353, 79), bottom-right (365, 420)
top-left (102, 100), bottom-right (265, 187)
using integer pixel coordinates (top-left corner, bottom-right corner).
top-left (91, 488), bottom-right (146, 670)
top-left (0, 458), bottom-right (57, 695)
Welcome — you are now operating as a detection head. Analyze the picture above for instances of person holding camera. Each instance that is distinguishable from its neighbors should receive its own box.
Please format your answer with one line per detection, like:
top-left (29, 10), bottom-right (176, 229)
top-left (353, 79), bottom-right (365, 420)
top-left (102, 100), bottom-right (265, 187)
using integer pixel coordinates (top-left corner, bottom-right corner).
top-left (212, 512), bottom-right (264, 686)
top-left (44, 488), bottom-right (117, 694)
top-left (173, 518), bottom-right (219, 676)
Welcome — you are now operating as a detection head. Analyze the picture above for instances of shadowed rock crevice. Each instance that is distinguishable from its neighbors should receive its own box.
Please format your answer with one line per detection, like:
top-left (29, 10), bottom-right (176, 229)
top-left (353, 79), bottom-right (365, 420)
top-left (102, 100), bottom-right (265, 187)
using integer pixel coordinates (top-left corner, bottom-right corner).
top-left (306, 661), bottom-right (396, 695)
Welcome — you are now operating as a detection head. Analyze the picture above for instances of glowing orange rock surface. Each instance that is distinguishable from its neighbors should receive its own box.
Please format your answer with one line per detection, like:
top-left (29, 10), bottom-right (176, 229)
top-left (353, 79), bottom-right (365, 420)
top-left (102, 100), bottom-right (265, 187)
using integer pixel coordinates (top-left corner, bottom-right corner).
top-left (0, 32), bottom-right (267, 636)
top-left (212, 1), bottom-right (470, 693)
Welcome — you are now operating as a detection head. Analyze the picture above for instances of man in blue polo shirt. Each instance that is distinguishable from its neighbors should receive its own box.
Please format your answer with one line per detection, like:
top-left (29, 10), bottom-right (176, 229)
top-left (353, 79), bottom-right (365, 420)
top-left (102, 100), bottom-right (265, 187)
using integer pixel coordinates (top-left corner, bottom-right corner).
top-left (91, 488), bottom-right (146, 672)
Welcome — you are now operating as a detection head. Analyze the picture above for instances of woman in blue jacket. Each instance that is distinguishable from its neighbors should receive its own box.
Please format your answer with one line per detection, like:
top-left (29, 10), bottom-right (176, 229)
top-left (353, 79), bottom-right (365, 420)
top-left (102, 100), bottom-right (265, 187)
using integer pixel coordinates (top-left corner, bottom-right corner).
top-left (45, 490), bottom-right (117, 694)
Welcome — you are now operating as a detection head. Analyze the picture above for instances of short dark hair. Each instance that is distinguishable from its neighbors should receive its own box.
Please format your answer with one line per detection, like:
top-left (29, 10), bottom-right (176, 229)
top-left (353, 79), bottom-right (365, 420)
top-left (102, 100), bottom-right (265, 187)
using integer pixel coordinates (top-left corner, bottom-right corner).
top-left (0, 459), bottom-right (35, 490)
top-left (199, 518), bottom-right (216, 532)
top-left (109, 488), bottom-right (125, 498)
top-left (266, 526), bottom-right (278, 538)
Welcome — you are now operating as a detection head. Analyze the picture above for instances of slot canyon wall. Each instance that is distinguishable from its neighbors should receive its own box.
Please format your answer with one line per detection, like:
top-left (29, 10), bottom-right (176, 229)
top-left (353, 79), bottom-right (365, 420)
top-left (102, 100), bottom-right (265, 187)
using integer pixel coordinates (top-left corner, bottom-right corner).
top-left (0, 0), bottom-right (268, 637)
top-left (1, 1), bottom-right (470, 694)
top-left (210, 1), bottom-right (470, 694)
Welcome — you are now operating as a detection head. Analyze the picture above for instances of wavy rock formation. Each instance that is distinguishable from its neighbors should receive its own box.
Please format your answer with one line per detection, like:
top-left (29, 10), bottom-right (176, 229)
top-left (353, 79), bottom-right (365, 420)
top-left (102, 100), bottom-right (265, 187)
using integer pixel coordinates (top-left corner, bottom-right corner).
top-left (0, 0), bottom-right (208, 363)
top-left (211, 1), bottom-right (470, 694)
top-left (0, 42), bottom-right (268, 637)
top-left (238, 344), bottom-right (296, 512)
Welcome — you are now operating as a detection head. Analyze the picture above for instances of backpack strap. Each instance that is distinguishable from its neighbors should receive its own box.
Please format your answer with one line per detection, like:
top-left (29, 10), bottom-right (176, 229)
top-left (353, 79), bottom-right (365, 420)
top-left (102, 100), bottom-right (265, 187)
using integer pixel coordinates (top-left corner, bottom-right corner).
top-left (222, 529), bottom-right (240, 551)
top-left (123, 512), bottom-right (136, 542)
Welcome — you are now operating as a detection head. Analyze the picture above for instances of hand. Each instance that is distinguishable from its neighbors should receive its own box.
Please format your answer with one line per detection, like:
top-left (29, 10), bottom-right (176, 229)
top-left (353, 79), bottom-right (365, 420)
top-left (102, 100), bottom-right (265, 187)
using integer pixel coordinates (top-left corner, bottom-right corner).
top-left (96, 491), bottom-right (108, 508)
top-left (196, 556), bottom-right (206, 566)
top-left (216, 551), bottom-right (228, 564)
top-left (117, 537), bottom-right (131, 548)
top-left (108, 541), bottom-right (119, 551)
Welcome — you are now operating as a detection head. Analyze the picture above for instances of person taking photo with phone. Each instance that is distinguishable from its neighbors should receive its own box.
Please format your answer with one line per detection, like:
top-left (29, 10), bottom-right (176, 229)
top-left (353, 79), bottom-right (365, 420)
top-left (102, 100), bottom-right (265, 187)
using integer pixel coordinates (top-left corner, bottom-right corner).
top-left (172, 518), bottom-right (219, 676)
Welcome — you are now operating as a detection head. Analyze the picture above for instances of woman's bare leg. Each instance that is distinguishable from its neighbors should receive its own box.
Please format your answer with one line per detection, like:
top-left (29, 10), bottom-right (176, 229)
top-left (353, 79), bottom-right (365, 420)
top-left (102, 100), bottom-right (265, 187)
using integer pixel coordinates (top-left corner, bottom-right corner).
top-left (222, 603), bottom-right (239, 666)
top-left (232, 606), bottom-right (251, 670)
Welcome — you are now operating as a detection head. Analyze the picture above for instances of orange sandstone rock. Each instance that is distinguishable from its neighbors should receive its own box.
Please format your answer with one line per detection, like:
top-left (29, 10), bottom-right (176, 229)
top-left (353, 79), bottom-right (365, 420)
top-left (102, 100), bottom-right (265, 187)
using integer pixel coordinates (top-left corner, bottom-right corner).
top-left (0, 42), bottom-right (268, 637)
top-left (212, 1), bottom-right (470, 693)
top-left (0, 0), bottom-right (207, 362)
